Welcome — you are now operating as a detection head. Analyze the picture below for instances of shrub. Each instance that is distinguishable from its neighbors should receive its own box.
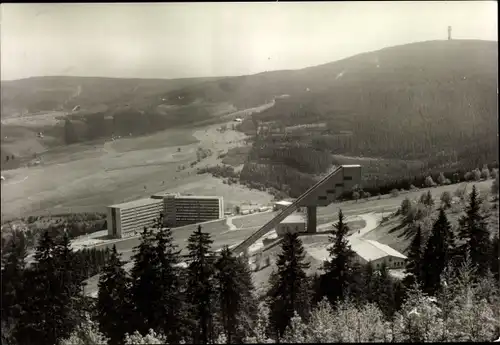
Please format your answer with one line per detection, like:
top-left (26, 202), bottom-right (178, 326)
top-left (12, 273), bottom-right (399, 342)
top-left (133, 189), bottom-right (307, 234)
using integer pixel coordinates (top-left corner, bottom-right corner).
top-left (450, 203), bottom-right (462, 214)
top-left (400, 197), bottom-right (412, 216)
top-left (391, 189), bottom-right (399, 197)
top-left (425, 176), bottom-right (436, 188)
top-left (440, 191), bottom-right (452, 209)
top-left (473, 168), bottom-right (481, 181)
top-left (491, 175), bottom-right (499, 196)
top-left (124, 330), bottom-right (167, 345)
top-left (352, 191), bottom-right (360, 202)
top-left (454, 187), bottom-right (466, 201)
top-left (481, 166), bottom-right (490, 180)
top-left (491, 168), bottom-right (498, 179)
top-left (437, 173), bottom-right (447, 186)
top-left (58, 313), bottom-right (109, 345)
top-left (464, 171), bottom-right (473, 181)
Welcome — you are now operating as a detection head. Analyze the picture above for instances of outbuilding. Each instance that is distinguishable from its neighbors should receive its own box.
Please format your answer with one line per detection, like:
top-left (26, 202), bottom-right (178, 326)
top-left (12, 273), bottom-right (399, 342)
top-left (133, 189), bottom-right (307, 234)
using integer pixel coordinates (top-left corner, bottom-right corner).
top-left (273, 200), bottom-right (293, 211)
top-left (351, 239), bottom-right (407, 269)
top-left (276, 213), bottom-right (306, 237)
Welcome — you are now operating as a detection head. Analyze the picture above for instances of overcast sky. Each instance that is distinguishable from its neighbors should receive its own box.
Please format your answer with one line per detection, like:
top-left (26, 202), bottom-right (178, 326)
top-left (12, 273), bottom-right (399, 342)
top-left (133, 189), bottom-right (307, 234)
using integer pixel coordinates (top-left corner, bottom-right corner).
top-left (1, 1), bottom-right (497, 81)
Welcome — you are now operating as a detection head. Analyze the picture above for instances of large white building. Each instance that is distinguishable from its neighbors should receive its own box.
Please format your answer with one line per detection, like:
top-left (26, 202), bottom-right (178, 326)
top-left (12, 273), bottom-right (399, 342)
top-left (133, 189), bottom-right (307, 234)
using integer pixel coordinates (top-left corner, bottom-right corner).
top-left (161, 195), bottom-right (224, 227)
top-left (107, 198), bottom-right (164, 238)
top-left (107, 193), bottom-right (224, 238)
top-left (351, 239), bottom-right (407, 269)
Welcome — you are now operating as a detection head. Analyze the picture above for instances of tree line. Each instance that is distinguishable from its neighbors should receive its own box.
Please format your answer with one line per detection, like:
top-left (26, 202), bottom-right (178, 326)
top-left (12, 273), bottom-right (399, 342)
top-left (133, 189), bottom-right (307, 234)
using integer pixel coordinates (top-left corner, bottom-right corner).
top-left (1, 185), bottom-right (499, 344)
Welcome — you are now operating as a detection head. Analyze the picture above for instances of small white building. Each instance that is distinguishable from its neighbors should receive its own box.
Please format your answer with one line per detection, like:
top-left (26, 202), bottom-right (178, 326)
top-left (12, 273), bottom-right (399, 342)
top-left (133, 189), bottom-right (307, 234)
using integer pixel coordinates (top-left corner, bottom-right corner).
top-left (276, 213), bottom-right (306, 237)
top-left (351, 239), bottom-right (407, 269)
top-left (273, 200), bottom-right (293, 211)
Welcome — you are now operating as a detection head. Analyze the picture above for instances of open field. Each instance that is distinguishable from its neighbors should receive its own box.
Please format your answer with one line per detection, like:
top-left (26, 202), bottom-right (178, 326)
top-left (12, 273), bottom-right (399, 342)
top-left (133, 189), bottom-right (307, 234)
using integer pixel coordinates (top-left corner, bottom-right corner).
top-left (1, 119), bottom-right (273, 221)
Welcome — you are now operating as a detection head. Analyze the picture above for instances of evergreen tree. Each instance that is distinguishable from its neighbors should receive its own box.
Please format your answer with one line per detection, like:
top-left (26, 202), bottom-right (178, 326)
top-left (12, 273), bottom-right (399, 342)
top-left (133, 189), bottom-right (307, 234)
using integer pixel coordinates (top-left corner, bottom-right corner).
top-left (423, 190), bottom-right (434, 207)
top-left (1, 231), bottom-right (28, 344)
top-left (186, 225), bottom-right (217, 344)
top-left (422, 208), bottom-right (455, 295)
top-left (400, 197), bottom-right (412, 216)
top-left (14, 230), bottom-right (84, 345)
top-left (234, 255), bottom-right (259, 340)
top-left (154, 227), bottom-right (186, 343)
top-left (344, 262), bottom-right (365, 306)
top-left (129, 227), bottom-right (158, 335)
top-left (268, 232), bottom-right (311, 341)
top-left (320, 209), bottom-right (355, 304)
top-left (490, 234), bottom-right (499, 281)
top-left (361, 262), bottom-right (376, 304)
top-left (215, 246), bottom-right (257, 343)
top-left (56, 231), bottom-right (87, 299)
top-left (405, 225), bottom-right (424, 285)
top-left (458, 185), bottom-right (492, 276)
top-left (373, 262), bottom-right (397, 318)
top-left (97, 245), bottom-right (131, 345)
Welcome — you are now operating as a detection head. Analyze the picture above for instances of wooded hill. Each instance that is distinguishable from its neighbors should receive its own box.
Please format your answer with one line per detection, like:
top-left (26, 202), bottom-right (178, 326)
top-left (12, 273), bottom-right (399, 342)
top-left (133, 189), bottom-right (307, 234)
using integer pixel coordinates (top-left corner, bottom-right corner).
top-left (234, 40), bottom-right (498, 196)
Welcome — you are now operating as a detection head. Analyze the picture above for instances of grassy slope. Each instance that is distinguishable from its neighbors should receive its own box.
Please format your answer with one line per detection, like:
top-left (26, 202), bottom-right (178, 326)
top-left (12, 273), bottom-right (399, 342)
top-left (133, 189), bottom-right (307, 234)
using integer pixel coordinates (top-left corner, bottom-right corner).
top-left (0, 76), bottom-right (222, 117)
top-left (240, 41), bottom-right (497, 196)
top-left (157, 40), bottom-right (497, 196)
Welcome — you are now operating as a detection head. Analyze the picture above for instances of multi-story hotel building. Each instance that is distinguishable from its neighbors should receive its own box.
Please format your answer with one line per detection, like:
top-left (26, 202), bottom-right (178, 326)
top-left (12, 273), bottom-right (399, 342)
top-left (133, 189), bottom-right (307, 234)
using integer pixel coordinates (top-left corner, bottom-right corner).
top-left (107, 194), bottom-right (224, 238)
top-left (107, 198), bottom-right (164, 238)
top-left (160, 195), bottom-right (224, 227)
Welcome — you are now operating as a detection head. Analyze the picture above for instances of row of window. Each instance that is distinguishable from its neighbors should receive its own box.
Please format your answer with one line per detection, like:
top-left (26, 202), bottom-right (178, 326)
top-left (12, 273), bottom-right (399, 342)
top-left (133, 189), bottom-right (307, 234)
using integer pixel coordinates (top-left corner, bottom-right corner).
top-left (374, 260), bottom-right (404, 268)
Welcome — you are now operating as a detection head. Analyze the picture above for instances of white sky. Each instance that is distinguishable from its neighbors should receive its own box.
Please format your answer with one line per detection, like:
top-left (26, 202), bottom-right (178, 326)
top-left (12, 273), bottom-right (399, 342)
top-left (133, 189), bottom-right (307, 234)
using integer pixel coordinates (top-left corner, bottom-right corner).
top-left (1, 1), bottom-right (497, 81)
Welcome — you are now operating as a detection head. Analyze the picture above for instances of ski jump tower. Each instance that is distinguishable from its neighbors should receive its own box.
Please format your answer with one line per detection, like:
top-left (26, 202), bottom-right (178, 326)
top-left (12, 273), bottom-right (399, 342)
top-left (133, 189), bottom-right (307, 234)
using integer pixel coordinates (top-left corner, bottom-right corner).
top-left (232, 165), bottom-right (362, 256)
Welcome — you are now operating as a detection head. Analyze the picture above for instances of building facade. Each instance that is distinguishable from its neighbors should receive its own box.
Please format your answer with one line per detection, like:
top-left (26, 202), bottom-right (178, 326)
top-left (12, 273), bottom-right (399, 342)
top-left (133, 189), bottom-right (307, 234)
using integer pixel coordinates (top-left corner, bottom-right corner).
top-left (107, 198), bottom-right (164, 238)
top-left (276, 213), bottom-right (306, 237)
top-left (107, 194), bottom-right (224, 238)
top-left (165, 195), bottom-right (224, 227)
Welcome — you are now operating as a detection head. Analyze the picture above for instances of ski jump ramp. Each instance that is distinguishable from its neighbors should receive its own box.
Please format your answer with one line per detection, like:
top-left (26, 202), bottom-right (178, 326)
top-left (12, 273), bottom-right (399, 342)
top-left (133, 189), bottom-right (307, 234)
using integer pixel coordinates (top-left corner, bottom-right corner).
top-left (232, 165), bottom-right (362, 256)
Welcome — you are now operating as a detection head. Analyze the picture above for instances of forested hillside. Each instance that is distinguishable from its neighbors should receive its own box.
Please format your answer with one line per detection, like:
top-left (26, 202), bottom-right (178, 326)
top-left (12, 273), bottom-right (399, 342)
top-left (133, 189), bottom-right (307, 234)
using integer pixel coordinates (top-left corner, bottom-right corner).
top-left (236, 40), bottom-right (498, 196)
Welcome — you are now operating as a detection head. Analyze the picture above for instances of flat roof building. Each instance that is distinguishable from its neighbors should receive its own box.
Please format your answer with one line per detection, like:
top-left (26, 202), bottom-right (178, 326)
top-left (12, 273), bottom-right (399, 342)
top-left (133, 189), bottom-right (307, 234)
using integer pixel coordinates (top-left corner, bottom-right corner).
top-left (164, 195), bottom-right (224, 227)
top-left (273, 200), bottom-right (293, 211)
top-left (107, 193), bottom-right (224, 238)
top-left (107, 198), bottom-right (164, 239)
top-left (276, 213), bottom-right (306, 237)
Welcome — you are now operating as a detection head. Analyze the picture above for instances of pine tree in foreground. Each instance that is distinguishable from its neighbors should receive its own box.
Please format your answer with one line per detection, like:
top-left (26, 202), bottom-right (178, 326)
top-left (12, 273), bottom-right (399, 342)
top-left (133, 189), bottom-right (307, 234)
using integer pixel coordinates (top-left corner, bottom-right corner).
top-left (15, 230), bottom-right (84, 345)
top-left (215, 246), bottom-right (258, 343)
top-left (421, 208), bottom-right (455, 295)
top-left (97, 245), bottom-right (131, 345)
top-left (186, 225), bottom-right (216, 344)
top-left (458, 185), bottom-right (492, 277)
top-left (320, 209), bottom-right (355, 305)
top-left (129, 227), bottom-right (158, 335)
top-left (1, 230), bottom-right (28, 344)
top-left (490, 233), bottom-right (499, 281)
top-left (152, 227), bottom-right (185, 343)
top-left (405, 224), bottom-right (424, 285)
top-left (373, 262), bottom-right (397, 318)
top-left (268, 232), bottom-right (311, 341)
